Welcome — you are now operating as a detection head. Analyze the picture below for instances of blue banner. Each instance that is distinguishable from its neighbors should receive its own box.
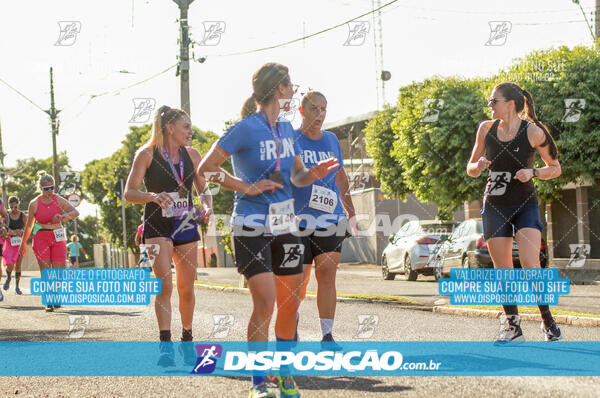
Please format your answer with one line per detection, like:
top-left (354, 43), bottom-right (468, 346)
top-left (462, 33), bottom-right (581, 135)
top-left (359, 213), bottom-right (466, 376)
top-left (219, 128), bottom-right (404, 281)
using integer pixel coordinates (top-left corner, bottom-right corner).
top-left (30, 268), bottom-right (161, 305)
top-left (1, 341), bottom-right (598, 376)
top-left (439, 268), bottom-right (569, 305)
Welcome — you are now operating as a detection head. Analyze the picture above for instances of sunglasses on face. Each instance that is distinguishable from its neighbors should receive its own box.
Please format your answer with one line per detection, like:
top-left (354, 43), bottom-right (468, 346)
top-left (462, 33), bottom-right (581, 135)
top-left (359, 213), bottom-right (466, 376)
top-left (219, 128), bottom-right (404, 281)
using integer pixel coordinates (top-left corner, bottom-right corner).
top-left (42, 185), bottom-right (54, 191)
top-left (10, 205), bottom-right (17, 209)
top-left (288, 83), bottom-right (299, 94)
top-left (488, 97), bottom-right (507, 106)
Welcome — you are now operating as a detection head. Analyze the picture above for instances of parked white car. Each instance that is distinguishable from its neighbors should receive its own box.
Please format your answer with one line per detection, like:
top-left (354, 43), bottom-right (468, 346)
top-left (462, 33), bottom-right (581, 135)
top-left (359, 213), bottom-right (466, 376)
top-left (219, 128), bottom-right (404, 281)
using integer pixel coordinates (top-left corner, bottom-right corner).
top-left (381, 220), bottom-right (457, 281)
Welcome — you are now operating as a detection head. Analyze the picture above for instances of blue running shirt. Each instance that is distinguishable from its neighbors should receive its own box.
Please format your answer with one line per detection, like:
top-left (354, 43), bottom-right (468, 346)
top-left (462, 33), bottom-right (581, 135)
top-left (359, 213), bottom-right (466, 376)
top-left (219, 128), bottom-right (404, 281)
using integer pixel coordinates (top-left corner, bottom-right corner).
top-left (217, 113), bottom-right (302, 226)
top-left (292, 129), bottom-right (346, 229)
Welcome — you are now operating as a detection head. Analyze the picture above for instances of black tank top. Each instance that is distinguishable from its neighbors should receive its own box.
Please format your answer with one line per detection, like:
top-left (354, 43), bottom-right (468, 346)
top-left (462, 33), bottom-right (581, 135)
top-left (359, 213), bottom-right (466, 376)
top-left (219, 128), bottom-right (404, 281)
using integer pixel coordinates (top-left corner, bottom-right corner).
top-left (8, 212), bottom-right (25, 230)
top-left (484, 119), bottom-right (537, 206)
top-left (143, 146), bottom-right (195, 220)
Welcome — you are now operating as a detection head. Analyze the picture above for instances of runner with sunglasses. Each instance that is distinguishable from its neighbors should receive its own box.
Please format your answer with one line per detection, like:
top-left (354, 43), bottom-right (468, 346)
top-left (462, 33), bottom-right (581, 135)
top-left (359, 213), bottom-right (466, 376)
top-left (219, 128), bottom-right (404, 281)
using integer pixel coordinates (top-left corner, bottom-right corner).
top-left (3, 196), bottom-right (28, 295)
top-left (198, 63), bottom-right (338, 398)
top-left (124, 105), bottom-right (213, 367)
top-left (293, 91), bottom-right (358, 348)
top-left (467, 82), bottom-right (562, 342)
top-left (19, 173), bottom-right (80, 311)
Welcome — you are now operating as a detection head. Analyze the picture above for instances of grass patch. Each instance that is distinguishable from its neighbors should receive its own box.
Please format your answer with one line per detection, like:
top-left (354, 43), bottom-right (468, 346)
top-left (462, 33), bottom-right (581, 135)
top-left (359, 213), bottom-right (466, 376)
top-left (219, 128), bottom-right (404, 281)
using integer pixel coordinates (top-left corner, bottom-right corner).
top-left (335, 292), bottom-right (419, 305)
top-left (444, 305), bottom-right (600, 318)
top-left (193, 281), bottom-right (237, 288)
top-left (192, 282), bottom-right (419, 304)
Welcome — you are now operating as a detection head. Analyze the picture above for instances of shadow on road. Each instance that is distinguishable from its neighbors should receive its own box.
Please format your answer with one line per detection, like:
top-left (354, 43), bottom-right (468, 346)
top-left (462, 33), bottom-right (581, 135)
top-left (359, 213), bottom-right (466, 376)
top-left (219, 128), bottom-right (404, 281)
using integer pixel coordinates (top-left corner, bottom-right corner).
top-left (0, 305), bottom-right (144, 317)
top-left (215, 375), bottom-right (412, 393)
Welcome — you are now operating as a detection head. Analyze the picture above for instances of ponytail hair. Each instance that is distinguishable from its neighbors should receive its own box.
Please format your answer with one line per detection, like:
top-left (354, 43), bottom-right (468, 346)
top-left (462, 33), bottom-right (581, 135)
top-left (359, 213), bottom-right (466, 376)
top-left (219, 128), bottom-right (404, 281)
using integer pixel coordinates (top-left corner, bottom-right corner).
top-left (241, 62), bottom-right (290, 119)
top-left (37, 171), bottom-right (54, 192)
top-left (495, 82), bottom-right (558, 159)
top-left (145, 105), bottom-right (188, 149)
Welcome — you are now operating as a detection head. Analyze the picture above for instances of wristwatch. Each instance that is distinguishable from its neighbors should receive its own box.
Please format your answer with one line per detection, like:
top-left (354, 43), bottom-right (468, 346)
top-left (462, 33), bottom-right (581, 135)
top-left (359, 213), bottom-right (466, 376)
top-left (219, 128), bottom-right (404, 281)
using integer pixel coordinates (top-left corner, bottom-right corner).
top-left (532, 168), bottom-right (538, 178)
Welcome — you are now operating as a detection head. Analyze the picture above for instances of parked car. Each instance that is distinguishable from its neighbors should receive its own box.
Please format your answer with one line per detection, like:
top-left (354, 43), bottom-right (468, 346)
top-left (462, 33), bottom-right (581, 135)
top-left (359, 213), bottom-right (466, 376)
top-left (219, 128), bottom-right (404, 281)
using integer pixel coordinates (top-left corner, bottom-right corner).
top-left (381, 220), bottom-right (458, 281)
top-left (433, 218), bottom-right (547, 280)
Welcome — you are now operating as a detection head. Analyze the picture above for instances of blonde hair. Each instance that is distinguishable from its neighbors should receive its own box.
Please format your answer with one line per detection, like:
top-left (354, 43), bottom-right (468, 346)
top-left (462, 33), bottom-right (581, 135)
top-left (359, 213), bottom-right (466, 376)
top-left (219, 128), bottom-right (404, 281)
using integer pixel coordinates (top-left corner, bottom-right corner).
top-left (145, 105), bottom-right (188, 149)
top-left (301, 91), bottom-right (327, 108)
top-left (241, 63), bottom-right (290, 119)
top-left (71, 235), bottom-right (78, 242)
top-left (37, 172), bottom-right (54, 191)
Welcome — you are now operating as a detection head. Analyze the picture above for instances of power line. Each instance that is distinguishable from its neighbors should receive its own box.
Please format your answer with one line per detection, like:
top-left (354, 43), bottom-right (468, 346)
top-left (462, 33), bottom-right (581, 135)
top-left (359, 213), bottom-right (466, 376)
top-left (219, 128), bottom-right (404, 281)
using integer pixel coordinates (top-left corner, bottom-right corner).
top-left (0, 77), bottom-right (45, 113)
top-left (60, 63), bottom-right (177, 126)
top-left (207, 0), bottom-right (401, 57)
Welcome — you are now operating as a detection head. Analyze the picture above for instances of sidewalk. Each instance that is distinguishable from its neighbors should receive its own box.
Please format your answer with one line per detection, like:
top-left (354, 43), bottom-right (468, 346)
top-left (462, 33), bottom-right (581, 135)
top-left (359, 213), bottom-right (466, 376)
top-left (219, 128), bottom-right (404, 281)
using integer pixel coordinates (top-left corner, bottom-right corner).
top-left (11, 263), bottom-right (600, 318)
top-left (195, 263), bottom-right (600, 315)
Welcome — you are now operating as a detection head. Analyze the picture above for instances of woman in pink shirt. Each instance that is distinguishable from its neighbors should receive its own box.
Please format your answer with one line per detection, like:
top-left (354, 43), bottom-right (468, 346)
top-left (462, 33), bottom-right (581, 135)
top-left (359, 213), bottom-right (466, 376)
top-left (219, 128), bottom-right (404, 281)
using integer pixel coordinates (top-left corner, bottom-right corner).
top-left (20, 173), bottom-right (79, 311)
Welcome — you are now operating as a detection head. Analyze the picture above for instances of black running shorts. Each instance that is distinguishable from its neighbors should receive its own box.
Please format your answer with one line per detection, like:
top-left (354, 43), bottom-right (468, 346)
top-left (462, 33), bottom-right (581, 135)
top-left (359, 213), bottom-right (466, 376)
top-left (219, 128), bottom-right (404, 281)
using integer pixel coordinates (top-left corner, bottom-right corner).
top-left (233, 225), bottom-right (304, 279)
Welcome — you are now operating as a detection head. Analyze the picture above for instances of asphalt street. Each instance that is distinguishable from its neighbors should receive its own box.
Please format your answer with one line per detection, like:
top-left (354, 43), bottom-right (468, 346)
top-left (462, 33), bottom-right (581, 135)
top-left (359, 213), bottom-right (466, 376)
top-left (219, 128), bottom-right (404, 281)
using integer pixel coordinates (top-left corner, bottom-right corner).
top-left (0, 270), bottom-right (599, 397)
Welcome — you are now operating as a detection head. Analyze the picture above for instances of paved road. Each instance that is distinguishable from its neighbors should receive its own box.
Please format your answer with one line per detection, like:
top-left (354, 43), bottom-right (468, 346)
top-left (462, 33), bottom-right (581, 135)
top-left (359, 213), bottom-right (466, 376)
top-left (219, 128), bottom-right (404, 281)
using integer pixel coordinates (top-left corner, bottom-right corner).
top-left (197, 263), bottom-right (600, 314)
top-left (1, 272), bottom-right (599, 397)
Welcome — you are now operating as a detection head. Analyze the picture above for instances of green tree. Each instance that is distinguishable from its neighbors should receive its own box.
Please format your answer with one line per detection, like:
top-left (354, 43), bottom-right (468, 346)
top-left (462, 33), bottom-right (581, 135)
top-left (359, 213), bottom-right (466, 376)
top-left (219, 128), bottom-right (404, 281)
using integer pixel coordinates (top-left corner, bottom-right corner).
top-left (495, 45), bottom-right (600, 200)
top-left (364, 105), bottom-right (410, 199)
top-left (389, 77), bottom-right (489, 219)
top-left (4, 153), bottom-right (71, 208)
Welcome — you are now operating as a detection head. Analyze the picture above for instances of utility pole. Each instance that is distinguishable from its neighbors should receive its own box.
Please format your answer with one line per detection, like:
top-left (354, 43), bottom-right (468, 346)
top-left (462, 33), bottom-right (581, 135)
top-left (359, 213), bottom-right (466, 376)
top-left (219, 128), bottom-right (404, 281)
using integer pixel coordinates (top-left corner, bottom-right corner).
top-left (120, 178), bottom-right (128, 267)
top-left (0, 118), bottom-right (7, 206)
top-left (45, 67), bottom-right (60, 183)
top-left (596, 0), bottom-right (600, 44)
top-left (173, 0), bottom-right (194, 116)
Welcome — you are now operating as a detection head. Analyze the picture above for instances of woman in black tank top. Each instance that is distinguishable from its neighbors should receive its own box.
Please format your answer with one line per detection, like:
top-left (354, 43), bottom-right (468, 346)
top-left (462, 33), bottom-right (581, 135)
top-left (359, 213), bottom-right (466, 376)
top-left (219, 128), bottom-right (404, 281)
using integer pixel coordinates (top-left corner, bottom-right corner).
top-left (124, 105), bottom-right (213, 366)
top-left (467, 82), bottom-right (562, 342)
top-left (2, 196), bottom-right (28, 295)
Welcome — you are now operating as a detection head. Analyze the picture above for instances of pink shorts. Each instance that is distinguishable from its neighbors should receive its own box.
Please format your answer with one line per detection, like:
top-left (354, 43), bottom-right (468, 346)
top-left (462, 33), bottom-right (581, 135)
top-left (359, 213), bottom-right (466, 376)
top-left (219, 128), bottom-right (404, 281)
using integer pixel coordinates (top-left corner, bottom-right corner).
top-left (32, 231), bottom-right (67, 263)
top-left (2, 243), bottom-right (20, 265)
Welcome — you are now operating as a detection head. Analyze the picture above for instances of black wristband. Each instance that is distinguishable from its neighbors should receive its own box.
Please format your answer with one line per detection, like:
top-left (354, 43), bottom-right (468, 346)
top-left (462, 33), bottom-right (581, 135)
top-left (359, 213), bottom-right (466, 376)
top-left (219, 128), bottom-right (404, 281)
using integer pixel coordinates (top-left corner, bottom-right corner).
top-left (533, 168), bottom-right (538, 178)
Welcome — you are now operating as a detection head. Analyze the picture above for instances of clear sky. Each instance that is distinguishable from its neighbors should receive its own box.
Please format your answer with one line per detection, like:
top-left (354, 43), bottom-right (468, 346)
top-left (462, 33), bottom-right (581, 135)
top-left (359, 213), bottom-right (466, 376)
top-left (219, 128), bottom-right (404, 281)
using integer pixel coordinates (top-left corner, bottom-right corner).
top-left (0, 0), bottom-right (596, 216)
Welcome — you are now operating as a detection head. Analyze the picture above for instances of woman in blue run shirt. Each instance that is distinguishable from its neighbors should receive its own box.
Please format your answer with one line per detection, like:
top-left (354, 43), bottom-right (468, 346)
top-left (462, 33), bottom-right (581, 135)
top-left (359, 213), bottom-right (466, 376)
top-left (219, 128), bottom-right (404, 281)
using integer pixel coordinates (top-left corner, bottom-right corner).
top-left (198, 63), bottom-right (338, 398)
top-left (294, 91), bottom-right (358, 348)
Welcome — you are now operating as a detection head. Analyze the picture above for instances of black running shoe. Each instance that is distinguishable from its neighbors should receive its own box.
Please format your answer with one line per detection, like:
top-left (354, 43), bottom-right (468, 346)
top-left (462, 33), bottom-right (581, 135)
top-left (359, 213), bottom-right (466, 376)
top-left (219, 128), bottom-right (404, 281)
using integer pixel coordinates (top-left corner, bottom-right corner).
top-left (0, 289), bottom-right (4, 302)
top-left (541, 321), bottom-right (562, 341)
top-left (3, 279), bottom-right (9, 291)
top-left (495, 315), bottom-right (525, 343)
top-left (15, 287), bottom-right (22, 295)
top-left (45, 305), bottom-right (54, 312)
top-left (321, 333), bottom-right (343, 351)
top-left (157, 341), bottom-right (176, 367)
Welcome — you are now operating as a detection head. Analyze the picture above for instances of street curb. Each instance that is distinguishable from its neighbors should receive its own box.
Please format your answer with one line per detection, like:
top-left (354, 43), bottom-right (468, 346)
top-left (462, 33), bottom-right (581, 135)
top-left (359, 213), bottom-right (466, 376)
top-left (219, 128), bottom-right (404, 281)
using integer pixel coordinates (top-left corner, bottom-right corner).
top-left (432, 306), bottom-right (600, 327)
top-left (193, 282), bottom-right (429, 309)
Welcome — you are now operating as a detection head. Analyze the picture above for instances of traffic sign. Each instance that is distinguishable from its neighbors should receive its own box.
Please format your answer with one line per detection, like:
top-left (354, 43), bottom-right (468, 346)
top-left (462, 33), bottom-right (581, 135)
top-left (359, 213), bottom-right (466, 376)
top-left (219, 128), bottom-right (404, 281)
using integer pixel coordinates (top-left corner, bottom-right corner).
top-left (67, 193), bottom-right (82, 207)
